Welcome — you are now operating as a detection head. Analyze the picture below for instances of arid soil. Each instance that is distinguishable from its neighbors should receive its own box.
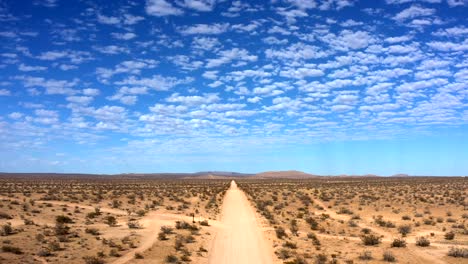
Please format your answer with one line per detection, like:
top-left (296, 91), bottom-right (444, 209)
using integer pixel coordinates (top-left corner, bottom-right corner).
top-left (239, 177), bottom-right (468, 264)
top-left (0, 176), bottom-right (467, 263)
top-left (0, 177), bottom-right (229, 264)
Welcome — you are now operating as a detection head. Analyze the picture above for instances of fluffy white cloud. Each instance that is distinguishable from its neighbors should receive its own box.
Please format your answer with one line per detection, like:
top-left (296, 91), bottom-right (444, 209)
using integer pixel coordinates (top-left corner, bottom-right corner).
top-left (82, 88), bottom-right (100, 96)
top-left (8, 112), bottom-right (23, 119)
top-left (192, 37), bottom-right (221, 51)
top-left (146, 0), bottom-right (183, 16)
top-left (116, 75), bottom-right (192, 91)
top-left (332, 93), bottom-right (359, 105)
top-left (447, 0), bottom-right (468, 7)
top-left (181, 0), bottom-right (216, 11)
top-left (394, 5), bottom-right (435, 22)
top-left (386, 0), bottom-right (441, 4)
top-left (0, 89), bottom-right (11, 96)
top-left (396, 78), bottom-right (448, 92)
top-left (280, 67), bottom-right (324, 79)
top-left (179, 23), bottom-right (229, 35)
top-left (96, 59), bottom-right (157, 81)
top-left (17, 76), bottom-right (78, 95)
top-left (384, 35), bottom-right (413, 43)
top-left (206, 48), bottom-right (257, 68)
top-left (427, 39), bottom-right (468, 51)
top-left (97, 14), bottom-right (120, 25)
top-left (66, 96), bottom-right (94, 105)
top-left (18, 64), bottom-right (47, 72)
top-left (36, 50), bottom-right (93, 64)
top-left (166, 93), bottom-right (220, 105)
top-left (93, 45), bottom-right (129, 55)
top-left (266, 43), bottom-right (329, 61)
top-left (111, 32), bottom-right (136, 40)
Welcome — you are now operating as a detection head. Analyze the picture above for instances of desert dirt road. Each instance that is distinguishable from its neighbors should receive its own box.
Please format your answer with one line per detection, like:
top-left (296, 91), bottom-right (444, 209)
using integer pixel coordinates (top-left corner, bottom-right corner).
top-left (208, 181), bottom-right (275, 264)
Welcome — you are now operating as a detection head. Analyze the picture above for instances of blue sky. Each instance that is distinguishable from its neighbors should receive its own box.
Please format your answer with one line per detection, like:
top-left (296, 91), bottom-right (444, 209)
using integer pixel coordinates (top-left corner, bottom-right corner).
top-left (0, 0), bottom-right (467, 175)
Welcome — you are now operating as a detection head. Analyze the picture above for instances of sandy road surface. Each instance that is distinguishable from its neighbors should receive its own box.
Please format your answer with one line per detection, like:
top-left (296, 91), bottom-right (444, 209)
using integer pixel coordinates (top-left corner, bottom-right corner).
top-left (208, 181), bottom-right (274, 264)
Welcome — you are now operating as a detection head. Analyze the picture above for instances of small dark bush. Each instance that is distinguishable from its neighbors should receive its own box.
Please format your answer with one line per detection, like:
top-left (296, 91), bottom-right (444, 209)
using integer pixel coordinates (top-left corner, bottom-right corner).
top-left (359, 251), bottom-right (372, 260)
top-left (275, 226), bottom-right (287, 239)
top-left (391, 238), bottom-right (407, 247)
top-left (416, 236), bottom-right (430, 247)
top-left (158, 231), bottom-right (168, 241)
top-left (444, 231), bottom-right (455, 240)
top-left (276, 248), bottom-right (291, 260)
top-left (383, 251), bottom-right (396, 262)
top-left (282, 241), bottom-right (297, 249)
top-left (175, 235), bottom-right (185, 251)
top-left (85, 228), bottom-right (100, 236)
top-left (161, 226), bottom-right (174, 234)
top-left (2, 245), bottom-right (22, 254)
top-left (37, 248), bottom-right (53, 257)
top-left (0, 212), bottom-right (12, 219)
top-left (398, 225), bottom-right (411, 236)
top-left (83, 256), bottom-right (105, 264)
top-left (56, 215), bottom-right (73, 224)
top-left (127, 220), bottom-right (141, 229)
top-left (104, 216), bottom-right (117, 227)
top-left (165, 254), bottom-right (179, 263)
top-left (1, 224), bottom-right (13, 236)
top-left (448, 247), bottom-right (468, 258)
top-left (361, 234), bottom-right (381, 245)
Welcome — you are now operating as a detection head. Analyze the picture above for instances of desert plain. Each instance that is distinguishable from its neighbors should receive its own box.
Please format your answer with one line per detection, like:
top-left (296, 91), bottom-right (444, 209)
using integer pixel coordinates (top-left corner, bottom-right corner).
top-left (0, 172), bottom-right (466, 264)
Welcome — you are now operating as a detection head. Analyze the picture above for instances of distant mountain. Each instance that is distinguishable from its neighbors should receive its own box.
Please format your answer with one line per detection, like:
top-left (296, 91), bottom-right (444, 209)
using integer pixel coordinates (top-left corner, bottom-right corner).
top-left (251, 170), bottom-right (319, 179)
top-left (193, 171), bottom-right (252, 177)
top-left (390, 173), bottom-right (410, 177)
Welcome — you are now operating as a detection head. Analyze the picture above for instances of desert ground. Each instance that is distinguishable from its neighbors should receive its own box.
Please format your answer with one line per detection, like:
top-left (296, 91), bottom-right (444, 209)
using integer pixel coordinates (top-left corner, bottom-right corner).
top-left (0, 173), bottom-right (467, 264)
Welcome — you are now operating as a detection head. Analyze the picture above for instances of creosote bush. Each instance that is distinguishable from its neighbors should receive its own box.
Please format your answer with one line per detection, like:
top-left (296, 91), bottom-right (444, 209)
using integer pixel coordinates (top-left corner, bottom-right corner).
top-left (2, 245), bottom-right (23, 254)
top-left (444, 231), bottom-right (455, 240)
top-left (397, 224), bottom-right (411, 236)
top-left (83, 256), bottom-right (105, 264)
top-left (359, 251), bottom-right (372, 260)
top-left (415, 236), bottom-right (431, 247)
top-left (448, 247), bottom-right (468, 258)
top-left (391, 238), bottom-right (407, 247)
top-left (361, 234), bottom-right (381, 245)
top-left (383, 251), bottom-right (396, 262)
top-left (275, 226), bottom-right (287, 239)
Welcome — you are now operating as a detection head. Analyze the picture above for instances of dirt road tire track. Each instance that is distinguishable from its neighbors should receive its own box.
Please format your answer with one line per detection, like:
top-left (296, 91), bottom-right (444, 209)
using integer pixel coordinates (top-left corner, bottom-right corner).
top-left (208, 181), bottom-right (275, 264)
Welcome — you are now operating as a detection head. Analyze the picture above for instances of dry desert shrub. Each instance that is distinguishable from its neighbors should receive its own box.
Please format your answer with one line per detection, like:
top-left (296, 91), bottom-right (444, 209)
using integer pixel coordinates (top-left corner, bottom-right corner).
top-left (444, 231), bottom-right (455, 240)
top-left (391, 237), bottom-right (407, 247)
top-left (383, 251), bottom-right (396, 262)
top-left (83, 256), bottom-right (105, 264)
top-left (361, 234), bottom-right (381, 246)
top-left (0, 211), bottom-right (12, 219)
top-left (447, 247), bottom-right (468, 258)
top-left (359, 250), bottom-right (372, 260)
top-left (275, 226), bottom-right (287, 239)
top-left (415, 236), bottom-right (431, 247)
top-left (397, 224), bottom-right (412, 236)
top-left (127, 220), bottom-right (141, 229)
top-left (2, 245), bottom-right (23, 255)
top-left (0, 223), bottom-right (14, 236)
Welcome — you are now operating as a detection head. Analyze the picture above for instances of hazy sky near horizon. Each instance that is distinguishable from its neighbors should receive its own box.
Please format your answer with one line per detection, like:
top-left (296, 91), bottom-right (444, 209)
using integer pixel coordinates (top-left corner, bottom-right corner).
top-left (0, 0), bottom-right (467, 175)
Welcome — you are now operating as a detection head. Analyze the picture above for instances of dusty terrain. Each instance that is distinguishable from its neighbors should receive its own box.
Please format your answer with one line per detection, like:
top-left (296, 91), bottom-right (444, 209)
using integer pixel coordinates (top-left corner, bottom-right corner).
top-left (239, 177), bottom-right (468, 264)
top-left (0, 176), bottom-right (229, 264)
top-left (0, 174), bottom-right (467, 263)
